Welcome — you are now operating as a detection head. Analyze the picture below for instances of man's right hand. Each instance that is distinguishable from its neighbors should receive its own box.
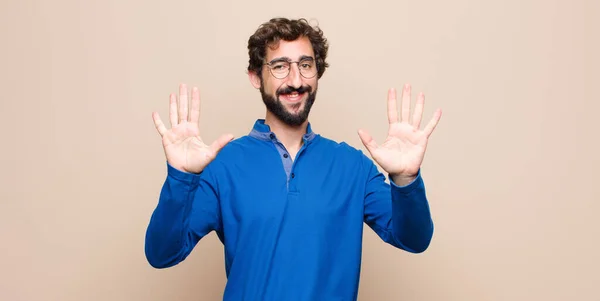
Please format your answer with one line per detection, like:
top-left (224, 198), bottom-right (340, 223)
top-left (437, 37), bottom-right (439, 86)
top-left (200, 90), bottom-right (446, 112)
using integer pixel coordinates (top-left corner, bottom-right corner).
top-left (152, 83), bottom-right (234, 174)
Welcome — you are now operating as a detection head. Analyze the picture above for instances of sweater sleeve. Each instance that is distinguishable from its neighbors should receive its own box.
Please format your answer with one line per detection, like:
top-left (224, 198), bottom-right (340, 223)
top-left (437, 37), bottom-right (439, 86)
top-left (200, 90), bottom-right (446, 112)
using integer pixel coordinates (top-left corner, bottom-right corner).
top-left (362, 154), bottom-right (434, 253)
top-left (144, 162), bottom-right (222, 268)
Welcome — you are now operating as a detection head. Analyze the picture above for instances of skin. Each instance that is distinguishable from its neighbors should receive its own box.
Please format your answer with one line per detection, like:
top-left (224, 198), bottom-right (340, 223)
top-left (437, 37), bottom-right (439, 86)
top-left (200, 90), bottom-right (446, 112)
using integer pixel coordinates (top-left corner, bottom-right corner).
top-left (358, 85), bottom-right (442, 186)
top-left (151, 36), bottom-right (442, 186)
top-left (248, 36), bottom-right (319, 159)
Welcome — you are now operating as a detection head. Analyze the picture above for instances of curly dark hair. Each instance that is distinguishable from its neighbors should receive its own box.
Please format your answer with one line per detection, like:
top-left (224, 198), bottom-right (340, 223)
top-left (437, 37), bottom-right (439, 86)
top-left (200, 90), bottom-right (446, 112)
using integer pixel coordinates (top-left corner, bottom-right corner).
top-left (247, 18), bottom-right (329, 80)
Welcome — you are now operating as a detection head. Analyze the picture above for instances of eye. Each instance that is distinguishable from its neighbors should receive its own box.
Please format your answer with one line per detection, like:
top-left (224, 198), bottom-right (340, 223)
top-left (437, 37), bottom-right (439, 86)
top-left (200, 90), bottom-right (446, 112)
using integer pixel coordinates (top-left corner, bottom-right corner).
top-left (300, 61), bottom-right (314, 69)
top-left (272, 62), bottom-right (288, 70)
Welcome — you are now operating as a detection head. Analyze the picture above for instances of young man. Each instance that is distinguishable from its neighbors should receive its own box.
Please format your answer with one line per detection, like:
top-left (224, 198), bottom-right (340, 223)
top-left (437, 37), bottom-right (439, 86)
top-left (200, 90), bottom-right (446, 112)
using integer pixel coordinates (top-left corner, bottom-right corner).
top-left (146, 17), bottom-right (442, 300)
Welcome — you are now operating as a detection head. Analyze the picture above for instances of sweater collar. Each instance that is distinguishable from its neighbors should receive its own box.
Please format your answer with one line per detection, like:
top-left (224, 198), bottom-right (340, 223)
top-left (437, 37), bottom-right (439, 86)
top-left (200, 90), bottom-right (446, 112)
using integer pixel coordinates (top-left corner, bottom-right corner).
top-left (249, 119), bottom-right (317, 142)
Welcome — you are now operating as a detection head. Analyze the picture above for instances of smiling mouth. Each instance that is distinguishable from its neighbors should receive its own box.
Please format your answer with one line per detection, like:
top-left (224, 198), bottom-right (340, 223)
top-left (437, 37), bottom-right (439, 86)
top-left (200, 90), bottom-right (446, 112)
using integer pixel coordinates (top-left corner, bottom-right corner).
top-left (280, 92), bottom-right (305, 103)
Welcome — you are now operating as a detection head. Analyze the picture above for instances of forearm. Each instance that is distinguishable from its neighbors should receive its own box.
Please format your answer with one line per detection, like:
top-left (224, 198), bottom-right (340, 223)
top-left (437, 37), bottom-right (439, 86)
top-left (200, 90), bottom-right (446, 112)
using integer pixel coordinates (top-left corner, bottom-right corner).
top-left (390, 172), bottom-right (434, 253)
top-left (144, 164), bottom-right (204, 268)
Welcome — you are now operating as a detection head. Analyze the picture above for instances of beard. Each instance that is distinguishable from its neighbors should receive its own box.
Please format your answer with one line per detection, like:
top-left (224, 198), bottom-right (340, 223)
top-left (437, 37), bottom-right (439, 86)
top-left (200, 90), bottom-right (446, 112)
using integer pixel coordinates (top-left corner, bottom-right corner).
top-left (260, 83), bottom-right (317, 127)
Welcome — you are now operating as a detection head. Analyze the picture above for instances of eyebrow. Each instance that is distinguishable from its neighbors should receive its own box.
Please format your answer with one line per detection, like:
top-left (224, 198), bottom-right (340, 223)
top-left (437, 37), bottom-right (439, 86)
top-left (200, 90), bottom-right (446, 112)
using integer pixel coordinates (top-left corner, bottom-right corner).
top-left (299, 55), bottom-right (315, 62)
top-left (268, 55), bottom-right (315, 64)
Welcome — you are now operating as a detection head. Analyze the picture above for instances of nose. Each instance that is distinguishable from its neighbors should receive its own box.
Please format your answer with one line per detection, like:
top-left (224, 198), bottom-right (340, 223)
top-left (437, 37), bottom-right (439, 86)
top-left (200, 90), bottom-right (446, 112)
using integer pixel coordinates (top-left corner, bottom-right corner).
top-left (286, 62), bottom-right (302, 88)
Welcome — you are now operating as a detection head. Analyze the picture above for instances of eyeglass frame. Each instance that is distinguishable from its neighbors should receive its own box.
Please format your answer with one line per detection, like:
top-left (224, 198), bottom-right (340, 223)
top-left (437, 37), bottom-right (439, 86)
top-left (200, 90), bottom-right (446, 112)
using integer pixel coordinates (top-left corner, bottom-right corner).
top-left (263, 56), bottom-right (318, 79)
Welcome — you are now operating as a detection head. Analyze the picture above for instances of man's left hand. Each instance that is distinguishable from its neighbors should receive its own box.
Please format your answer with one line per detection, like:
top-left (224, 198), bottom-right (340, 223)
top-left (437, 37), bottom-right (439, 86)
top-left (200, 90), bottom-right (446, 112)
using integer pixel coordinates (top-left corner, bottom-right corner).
top-left (358, 84), bottom-right (442, 186)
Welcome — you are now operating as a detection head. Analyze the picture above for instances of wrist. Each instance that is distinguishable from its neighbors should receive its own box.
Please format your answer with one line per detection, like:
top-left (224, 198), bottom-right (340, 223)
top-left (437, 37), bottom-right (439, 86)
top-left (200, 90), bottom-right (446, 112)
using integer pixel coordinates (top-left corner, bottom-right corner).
top-left (390, 173), bottom-right (417, 187)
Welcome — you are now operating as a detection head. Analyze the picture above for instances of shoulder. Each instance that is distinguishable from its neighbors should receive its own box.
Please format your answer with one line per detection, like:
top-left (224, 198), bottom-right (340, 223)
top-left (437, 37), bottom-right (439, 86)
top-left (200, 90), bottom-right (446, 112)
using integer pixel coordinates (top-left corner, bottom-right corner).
top-left (312, 135), bottom-right (380, 183)
top-left (217, 135), bottom-right (256, 153)
top-left (208, 135), bottom-right (258, 162)
top-left (198, 135), bottom-right (258, 180)
top-left (312, 135), bottom-right (371, 163)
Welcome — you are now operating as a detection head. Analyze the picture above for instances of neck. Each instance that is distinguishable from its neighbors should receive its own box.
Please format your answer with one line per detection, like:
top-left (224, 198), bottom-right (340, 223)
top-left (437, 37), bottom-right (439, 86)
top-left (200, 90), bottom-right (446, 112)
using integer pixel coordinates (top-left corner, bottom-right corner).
top-left (264, 112), bottom-right (308, 152)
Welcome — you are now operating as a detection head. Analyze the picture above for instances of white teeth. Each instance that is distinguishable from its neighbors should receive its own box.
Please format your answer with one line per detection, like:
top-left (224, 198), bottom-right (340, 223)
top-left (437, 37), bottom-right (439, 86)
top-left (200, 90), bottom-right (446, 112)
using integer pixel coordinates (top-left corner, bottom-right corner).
top-left (282, 92), bottom-right (302, 101)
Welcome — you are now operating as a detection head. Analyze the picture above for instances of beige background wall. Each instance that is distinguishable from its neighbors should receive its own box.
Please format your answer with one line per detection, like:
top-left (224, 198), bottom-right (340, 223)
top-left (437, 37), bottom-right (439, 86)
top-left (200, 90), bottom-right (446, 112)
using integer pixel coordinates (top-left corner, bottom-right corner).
top-left (1, 0), bottom-right (598, 300)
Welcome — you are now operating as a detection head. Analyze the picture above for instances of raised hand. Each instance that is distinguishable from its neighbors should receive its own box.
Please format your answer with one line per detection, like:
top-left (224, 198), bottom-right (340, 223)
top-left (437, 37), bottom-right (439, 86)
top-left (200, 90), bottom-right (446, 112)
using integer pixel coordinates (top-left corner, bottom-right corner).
top-left (152, 84), bottom-right (234, 174)
top-left (358, 84), bottom-right (442, 186)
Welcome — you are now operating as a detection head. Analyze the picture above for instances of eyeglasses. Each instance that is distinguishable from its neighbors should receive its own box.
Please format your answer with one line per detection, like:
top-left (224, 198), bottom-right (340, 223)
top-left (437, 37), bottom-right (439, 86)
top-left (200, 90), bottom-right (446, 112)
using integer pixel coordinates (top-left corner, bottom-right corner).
top-left (264, 58), bottom-right (318, 79)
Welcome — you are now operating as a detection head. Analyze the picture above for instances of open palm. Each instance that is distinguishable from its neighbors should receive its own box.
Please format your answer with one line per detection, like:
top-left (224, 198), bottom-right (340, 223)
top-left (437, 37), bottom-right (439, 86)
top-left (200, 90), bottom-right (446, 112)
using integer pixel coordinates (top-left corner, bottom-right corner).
top-left (152, 84), bottom-right (234, 174)
top-left (358, 84), bottom-right (442, 183)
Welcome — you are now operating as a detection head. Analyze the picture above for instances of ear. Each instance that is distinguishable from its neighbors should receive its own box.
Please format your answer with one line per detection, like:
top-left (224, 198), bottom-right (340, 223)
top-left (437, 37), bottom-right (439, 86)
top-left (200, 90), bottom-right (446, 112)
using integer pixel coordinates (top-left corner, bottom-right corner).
top-left (248, 71), bottom-right (262, 89)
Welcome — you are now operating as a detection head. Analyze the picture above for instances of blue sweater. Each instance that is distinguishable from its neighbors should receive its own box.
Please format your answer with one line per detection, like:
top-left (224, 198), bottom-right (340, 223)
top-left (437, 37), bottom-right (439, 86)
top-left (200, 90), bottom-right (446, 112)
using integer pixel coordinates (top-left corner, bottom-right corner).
top-left (145, 119), bottom-right (434, 301)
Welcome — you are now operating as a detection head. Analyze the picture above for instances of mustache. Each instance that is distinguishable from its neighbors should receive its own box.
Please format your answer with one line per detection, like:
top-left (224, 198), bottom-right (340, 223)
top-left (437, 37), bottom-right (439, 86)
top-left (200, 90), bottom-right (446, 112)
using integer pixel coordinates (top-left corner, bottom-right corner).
top-left (276, 85), bottom-right (312, 96)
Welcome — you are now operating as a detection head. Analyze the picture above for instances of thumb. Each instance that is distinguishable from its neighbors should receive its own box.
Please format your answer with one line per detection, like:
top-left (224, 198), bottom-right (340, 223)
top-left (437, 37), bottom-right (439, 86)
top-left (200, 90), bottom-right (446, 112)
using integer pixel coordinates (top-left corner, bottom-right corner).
top-left (357, 129), bottom-right (378, 155)
top-left (209, 133), bottom-right (235, 155)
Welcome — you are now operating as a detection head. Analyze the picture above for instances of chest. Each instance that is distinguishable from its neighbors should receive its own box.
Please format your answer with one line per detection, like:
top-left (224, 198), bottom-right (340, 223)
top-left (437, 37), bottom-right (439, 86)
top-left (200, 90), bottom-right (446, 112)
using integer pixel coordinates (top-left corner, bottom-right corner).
top-left (218, 151), bottom-right (366, 227)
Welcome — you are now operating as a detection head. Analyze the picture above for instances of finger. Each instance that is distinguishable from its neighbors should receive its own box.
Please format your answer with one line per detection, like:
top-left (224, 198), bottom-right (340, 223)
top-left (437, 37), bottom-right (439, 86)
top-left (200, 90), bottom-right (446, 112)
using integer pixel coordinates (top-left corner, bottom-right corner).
top-left (178, 83), bottom-right (189, 123)
top-left (412, 92), bottom-right (425, 129)
top-left (189, 87), bottom-right (201, 124)
top-left (423, 108), bottom-right (442, 137)
top-left (209, 133), bottom-right (235, 155)
top-left (152, 112), bottom-right (168, 136)
top-left (387, 88), bottom-right (398, 124)
top-left (169, 93), bottom-right (178, 127)
top-left (401, 83), bottom-right (411, 123)
top-left (357, 129), bottom-right (378, 154)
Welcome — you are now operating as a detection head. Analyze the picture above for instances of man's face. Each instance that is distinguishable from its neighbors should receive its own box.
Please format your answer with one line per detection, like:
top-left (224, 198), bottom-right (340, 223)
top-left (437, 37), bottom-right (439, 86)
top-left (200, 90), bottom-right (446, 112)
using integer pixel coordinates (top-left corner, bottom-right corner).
top-left (253, 36), bottom-right (319, 127)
